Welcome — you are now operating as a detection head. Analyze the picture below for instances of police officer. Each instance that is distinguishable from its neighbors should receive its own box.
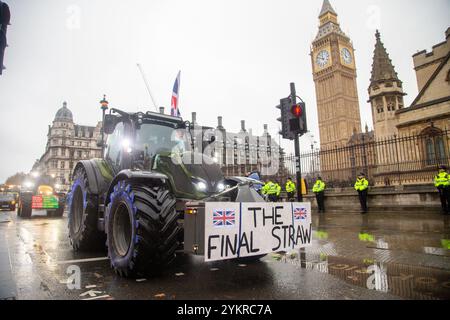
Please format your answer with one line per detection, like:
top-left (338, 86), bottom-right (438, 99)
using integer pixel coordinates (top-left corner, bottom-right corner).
top-left (285, 177), bottom-right (296, 201)
top-left (354, 173), bottom-right (369, 214)
top-left (274, 181), bottom-right (281, 202)
top-left (434, 165), bottom-right (450, 214)
top-left (313, 177), bottom-right (326, 213)
top-left (262, 180), bottom-right (278, 202)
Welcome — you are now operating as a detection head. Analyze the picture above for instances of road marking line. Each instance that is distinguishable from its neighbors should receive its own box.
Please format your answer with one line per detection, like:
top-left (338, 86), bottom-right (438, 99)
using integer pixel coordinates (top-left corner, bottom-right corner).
top-left (85, 285), bottom-right (97, 289)
top-left (81, 295), bottom-right (110, 301)
top-left (55, 257), bottom-right (109, 265)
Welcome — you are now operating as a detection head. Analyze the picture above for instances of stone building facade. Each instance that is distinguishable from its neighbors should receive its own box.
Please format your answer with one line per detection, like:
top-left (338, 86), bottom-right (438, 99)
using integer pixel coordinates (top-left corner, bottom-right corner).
top-left (396, 27), bottom-right (450, 137)
top-left (368, 27), bottom-right (450, 139)
top-left (188, 112), bottom-right (284, 180)
top-left (367, 27), bottom-right (450, 186)
top-left (33, 102), bottom-right (102, 191)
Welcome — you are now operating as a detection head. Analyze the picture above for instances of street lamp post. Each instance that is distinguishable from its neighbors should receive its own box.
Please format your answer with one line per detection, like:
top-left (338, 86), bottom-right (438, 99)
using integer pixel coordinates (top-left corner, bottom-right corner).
top-left (100, 95), bottom-right (109, 155)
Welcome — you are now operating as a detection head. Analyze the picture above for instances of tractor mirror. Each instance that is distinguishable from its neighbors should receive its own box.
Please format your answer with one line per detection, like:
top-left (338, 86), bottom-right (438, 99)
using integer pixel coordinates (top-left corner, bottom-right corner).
top-left (104, 114), bottom-right (118, 134)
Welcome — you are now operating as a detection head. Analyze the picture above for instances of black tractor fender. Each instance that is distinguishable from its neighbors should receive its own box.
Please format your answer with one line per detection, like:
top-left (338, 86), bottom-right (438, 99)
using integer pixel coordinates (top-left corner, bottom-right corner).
top-left (72, 160), bottom-right (110, 196)
top-left (104, 170), bottom-right (170, 207)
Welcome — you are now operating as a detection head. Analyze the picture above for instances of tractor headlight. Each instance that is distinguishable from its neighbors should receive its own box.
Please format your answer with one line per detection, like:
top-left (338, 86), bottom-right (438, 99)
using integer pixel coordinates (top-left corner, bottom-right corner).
top-left (24, 181), bottom-right (34, 188)
top-left (192, 177), bottom-right (208, 192)
top-left (195, 181), bottom-right (207, 192)
top-left (216, 182), bottom-right (225, 192)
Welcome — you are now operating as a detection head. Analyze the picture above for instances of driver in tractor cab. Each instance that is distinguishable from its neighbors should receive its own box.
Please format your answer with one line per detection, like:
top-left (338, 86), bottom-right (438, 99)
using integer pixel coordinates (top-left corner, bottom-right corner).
top-left (172, 129), bottom-right (186, 154)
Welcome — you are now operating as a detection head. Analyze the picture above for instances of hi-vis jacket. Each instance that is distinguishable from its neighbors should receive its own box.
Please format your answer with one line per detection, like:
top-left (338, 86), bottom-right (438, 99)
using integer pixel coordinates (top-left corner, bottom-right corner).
top-left (285, 180), bottom-right (296, 193)
top-left (312, 180), bottom-right (326, 193)
top-left (275, 183), bottom-right (281, 196)
top-left (434, 172), bottom-right (450, 188)
top-left (354, 178), bottom-right (369, 191)
top-left (262, 182), bottom-right (278, 195)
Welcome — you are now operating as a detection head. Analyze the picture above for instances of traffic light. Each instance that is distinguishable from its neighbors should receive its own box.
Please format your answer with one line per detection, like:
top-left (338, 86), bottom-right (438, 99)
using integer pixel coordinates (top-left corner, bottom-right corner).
top-left (276, 97), bottom-right (292, 140)
top-left (289, 102), bottom-right (307, 135)
top-left (0, 1), bottom-right (11, 75)
top-left (276, 98), bottom-right (308, 140)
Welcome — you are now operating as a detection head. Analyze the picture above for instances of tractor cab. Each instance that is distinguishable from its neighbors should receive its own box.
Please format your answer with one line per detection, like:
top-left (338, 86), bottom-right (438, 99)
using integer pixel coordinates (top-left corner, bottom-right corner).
top-left (102, 109), bottom-right (226, 200)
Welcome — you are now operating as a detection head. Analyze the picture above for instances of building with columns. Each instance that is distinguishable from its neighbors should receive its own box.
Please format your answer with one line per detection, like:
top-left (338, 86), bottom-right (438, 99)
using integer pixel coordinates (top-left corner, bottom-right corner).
top-left (33, 102), bottom-right (102, 191)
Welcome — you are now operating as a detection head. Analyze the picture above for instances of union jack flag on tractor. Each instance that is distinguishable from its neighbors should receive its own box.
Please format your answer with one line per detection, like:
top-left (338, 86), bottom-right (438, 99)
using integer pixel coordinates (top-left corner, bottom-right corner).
top-left (294, 207), bottom-right (307, 221)
top-left (212, 209), bottom-right (236, 227)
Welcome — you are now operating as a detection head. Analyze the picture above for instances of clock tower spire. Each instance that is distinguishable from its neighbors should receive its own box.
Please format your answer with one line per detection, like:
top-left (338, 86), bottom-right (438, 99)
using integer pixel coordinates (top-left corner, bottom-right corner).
top-left (311, 0), bottom-right (362, 150)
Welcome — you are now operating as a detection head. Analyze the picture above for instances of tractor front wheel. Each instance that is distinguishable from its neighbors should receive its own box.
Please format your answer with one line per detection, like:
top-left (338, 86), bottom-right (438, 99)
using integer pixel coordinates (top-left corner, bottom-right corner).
top-left (19, 194), bottom-right (32, 218)
top-left (68, 167), bottom-right (105, 251)
top-left (105, 180), bottom-right (182, 277)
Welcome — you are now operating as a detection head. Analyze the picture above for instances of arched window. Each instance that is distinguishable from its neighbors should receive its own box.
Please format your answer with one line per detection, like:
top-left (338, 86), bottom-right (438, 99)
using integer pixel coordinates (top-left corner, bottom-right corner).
top-left (436, 136), bottom-right (445, 163)
top-left (422, 126), bottom-right (447, 166)
top-left (426, 138), bottom-right (435, 165)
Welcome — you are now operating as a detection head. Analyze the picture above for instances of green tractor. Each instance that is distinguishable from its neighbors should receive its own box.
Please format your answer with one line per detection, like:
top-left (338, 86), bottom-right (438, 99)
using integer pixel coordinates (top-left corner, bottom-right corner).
top-left (67, 108), bottom-right (265, 277)
top-left (17, 174), bottom-right (65, 218)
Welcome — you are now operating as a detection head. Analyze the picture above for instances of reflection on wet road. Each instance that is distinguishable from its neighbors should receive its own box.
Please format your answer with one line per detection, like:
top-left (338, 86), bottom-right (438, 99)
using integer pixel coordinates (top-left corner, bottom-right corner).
top-left (294, 212), bottom-right (450, 299)
top-left (0, 209), bottom-right (448, 300)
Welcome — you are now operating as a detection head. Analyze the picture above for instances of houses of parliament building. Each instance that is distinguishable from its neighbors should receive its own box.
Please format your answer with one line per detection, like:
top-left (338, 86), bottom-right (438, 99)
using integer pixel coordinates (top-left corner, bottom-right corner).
top-left (311, 0), bottom-right (450, 186)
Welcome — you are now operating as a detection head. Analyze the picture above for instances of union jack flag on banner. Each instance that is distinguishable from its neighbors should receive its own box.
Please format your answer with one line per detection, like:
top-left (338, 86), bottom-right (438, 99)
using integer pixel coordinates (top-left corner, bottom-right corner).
top-left (212, 209), bottom-right (236, 228)
top-left (171, 70), bottom-right (181, 117)
top-left (293, 207), bottom-right (307, 221)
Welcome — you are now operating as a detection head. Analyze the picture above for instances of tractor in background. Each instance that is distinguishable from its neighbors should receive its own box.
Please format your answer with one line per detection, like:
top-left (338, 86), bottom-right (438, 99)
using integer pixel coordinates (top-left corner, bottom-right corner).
top-left (17, 173), bottom-right (65, 218)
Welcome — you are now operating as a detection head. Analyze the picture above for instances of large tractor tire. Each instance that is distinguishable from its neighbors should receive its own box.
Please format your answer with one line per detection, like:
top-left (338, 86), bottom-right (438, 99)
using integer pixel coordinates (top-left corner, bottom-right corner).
top-left (68, 167), bottom-right (105, 251)
top-left (19, 194), bottom-right (32, 218)
top-left (105, 180), bottom-right (182, 277)
top-left (48, 207), bottom-right (64, 218)
top-left (54, 205), bottom-right (65, 217)
top-left (50, 199), bottom-right (65, 217)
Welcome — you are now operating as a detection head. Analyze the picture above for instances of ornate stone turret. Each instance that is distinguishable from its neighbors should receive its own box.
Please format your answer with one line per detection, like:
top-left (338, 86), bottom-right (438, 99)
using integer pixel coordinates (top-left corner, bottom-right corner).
top-left (368, 30), bottom-right (406, 140)
top-left (370, 30), bottom-right (400, 86)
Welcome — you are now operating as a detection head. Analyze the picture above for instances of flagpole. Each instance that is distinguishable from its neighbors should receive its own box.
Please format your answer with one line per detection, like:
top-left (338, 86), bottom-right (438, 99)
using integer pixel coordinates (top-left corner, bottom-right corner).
top-left (136, 63), bottom-right (158, 112)
top-left (177, 70), bottom-right (181, 116)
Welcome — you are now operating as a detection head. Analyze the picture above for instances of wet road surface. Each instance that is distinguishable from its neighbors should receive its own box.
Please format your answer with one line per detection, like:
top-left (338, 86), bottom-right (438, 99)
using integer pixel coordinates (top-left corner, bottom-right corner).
top-left (0, 208), bottom-right (449, 300)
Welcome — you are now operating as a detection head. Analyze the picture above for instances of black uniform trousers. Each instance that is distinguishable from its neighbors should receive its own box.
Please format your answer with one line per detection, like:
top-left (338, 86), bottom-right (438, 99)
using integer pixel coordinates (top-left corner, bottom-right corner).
top-left (357, 189), bottom-right (368, 213)
top-left (287, 192), bottom-right (295, 201)
top-left (315, 191), bottom-right (325, 212)
top-left (437, 187), bottom-right (450, 214)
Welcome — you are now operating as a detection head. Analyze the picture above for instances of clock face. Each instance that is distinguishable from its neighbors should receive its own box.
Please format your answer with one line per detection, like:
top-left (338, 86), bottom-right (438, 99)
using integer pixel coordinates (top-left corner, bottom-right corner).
top-left (341, 48), bottom-right (352, 64)
top-left (316, 50), bottom-right (330, 68)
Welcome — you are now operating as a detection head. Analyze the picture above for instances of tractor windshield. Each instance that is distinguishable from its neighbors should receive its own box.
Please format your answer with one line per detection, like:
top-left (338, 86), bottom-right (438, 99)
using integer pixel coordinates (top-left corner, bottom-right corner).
top-left (134, 123), bottom-right (191, 159)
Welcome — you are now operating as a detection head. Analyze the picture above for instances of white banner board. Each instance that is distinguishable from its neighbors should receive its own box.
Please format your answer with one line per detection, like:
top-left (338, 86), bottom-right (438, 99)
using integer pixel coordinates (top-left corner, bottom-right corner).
top-left (204, 202), bottom-right (312, 262)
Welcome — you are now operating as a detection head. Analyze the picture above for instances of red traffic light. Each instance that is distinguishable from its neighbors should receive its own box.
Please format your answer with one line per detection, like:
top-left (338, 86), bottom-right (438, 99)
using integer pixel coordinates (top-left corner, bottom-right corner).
top-left (291, 104), bottom-right (302, 118)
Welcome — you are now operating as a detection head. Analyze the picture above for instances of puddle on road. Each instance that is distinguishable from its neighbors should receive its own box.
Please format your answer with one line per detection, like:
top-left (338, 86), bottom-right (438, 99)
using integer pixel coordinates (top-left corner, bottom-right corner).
top-left (274, 252), bottom-right (450, 300)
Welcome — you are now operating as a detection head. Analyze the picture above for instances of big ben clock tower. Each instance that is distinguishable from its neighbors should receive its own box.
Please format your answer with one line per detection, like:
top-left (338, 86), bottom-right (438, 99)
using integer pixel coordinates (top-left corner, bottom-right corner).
top-left (311, 0), bottom-right (362, 150)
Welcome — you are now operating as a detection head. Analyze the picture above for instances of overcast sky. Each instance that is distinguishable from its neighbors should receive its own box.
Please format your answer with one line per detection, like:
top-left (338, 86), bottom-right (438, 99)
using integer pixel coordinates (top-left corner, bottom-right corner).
top-left (0, 0), bottom-right (449, 182)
